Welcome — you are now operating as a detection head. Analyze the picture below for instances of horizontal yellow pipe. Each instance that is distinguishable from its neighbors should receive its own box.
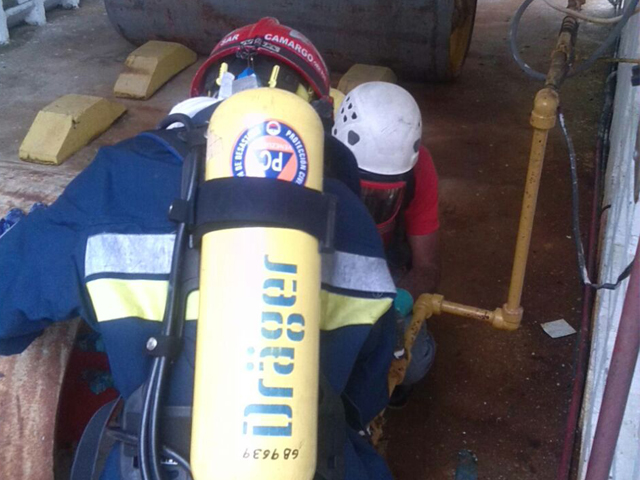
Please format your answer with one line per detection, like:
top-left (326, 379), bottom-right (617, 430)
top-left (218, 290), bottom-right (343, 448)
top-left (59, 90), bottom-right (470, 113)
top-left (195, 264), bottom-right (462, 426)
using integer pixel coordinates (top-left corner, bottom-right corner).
top-left (439, 300), bottom-right (495, 323)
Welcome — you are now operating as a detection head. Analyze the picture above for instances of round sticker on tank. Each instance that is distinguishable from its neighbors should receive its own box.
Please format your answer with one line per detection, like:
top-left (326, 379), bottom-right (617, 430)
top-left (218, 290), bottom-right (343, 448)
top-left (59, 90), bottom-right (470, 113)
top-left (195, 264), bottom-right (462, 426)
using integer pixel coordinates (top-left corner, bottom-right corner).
top-left (232, 120), bottom-right (309, 186)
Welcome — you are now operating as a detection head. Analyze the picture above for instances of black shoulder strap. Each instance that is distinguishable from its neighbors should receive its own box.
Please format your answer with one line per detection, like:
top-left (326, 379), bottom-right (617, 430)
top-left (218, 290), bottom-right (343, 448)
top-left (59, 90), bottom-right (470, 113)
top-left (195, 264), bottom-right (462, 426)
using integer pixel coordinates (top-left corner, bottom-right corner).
top-left (143, 101), bottom-right (222, 160)
top-left (314, 373), bottom-right (347, 480)
top-left (70, 398), bottom-right (121, 480)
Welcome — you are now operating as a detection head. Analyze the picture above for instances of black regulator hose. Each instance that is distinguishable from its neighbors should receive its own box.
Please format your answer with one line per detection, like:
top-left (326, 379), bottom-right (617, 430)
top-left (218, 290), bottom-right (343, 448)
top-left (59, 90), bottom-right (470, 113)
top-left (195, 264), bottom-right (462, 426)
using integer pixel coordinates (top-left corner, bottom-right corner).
top-left (508, 0), bottom-right (640, 81)
top-left (108, 428), bottom-right (194, 480)
top-left (139, 113), bottom-right (201, 480)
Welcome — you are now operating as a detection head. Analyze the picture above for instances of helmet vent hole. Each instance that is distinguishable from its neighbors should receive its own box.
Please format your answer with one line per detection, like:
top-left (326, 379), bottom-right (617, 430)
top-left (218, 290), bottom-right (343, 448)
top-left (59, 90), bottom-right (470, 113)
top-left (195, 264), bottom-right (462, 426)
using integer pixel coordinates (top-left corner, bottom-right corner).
top-left (348, 130), bottom-right (360, 146)
top-left (413, 140), bottom-right (420, 153)
top-left (332, 127), bottom-right (337, 135)
top-left (340, 107), bottom-right (345, 115)
top-left (343, 115), bottom-right (348, 122)
top-left (351, 112), bottom-right (357, 120)
top-left (348, 103), bottom-right (353, 110)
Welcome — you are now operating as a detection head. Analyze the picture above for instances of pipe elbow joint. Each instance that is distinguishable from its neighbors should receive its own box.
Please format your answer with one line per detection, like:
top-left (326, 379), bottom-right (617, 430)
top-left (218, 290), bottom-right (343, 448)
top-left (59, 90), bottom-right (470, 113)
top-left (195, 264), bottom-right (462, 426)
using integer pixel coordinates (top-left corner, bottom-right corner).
top-left (415, 293), bottom-right (443, 317)
top-left (493, 305), bottom-right (523, 331)
top-left (530, 88), bottom-right (559, 130)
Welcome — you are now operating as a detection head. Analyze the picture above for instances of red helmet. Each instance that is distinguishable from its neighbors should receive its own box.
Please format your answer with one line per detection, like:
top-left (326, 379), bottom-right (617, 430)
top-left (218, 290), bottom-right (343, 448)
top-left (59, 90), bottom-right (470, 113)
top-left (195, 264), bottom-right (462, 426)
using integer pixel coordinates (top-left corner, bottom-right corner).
top-left (190, 17), bottom-right (330, 99)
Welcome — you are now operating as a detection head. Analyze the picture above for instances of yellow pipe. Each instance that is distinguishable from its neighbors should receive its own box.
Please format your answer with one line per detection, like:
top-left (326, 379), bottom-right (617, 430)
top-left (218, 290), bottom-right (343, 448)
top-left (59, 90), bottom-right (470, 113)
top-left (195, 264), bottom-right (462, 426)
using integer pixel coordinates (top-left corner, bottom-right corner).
top-left (376, 14), bottom-right (575, 449)
top-left (394, 88), bottom-right (559, 333)
top-left (503, 88), bottom-right (559, 326)
top-left (384, 20), bottom-right (568, 340)
top-left (506, 127), bottom-right (549, 311)
top-left (387, 294), bottom-right (436, 393)
top-left (438, 298), bottom-right (495, 323)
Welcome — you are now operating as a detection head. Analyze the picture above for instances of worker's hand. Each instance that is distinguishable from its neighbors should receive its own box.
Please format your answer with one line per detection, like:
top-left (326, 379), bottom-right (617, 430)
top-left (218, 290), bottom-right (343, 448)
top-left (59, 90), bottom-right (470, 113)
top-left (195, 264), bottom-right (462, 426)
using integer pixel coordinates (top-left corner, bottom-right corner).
top-left (398, 266), bottom-right (438, 300)
top-left (398, 232), bottom-right (440, 299)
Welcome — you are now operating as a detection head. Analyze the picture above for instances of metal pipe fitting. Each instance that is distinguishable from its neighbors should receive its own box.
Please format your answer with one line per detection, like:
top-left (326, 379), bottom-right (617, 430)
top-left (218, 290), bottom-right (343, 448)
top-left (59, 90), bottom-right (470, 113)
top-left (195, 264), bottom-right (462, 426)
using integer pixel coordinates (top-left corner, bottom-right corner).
top-left (546, 16), bottom-right (579, 89)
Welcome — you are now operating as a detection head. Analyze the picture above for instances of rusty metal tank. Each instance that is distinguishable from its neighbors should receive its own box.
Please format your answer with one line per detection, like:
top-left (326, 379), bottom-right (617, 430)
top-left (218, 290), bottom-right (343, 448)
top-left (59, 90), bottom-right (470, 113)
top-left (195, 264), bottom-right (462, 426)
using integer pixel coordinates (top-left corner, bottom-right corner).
top-left (104, 0), bottom-right (477, 81)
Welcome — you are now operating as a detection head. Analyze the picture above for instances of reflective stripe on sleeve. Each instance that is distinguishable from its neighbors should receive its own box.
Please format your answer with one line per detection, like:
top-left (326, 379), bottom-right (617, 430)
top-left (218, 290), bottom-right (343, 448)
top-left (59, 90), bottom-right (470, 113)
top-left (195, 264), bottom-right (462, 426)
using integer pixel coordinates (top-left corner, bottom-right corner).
top-left (321, 251), bottom-right (395, 295)
top-left (87, 277), bottom-right (199, 323)
top-left (185, 290), bottom-right (199, 321)
top-left (87, 278), bottom-right (168, 322)
top-left (85, 233), bottom-right (175, 278)
top-left (320, 290), bottom-right (393, 331)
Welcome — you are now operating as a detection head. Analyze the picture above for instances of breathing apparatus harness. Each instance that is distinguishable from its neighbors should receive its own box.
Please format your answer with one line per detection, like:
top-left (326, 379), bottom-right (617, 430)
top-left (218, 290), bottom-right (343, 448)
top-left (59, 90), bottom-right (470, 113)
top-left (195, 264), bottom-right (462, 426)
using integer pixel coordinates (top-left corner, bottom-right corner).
top-left (132, 113), bottom-right (202, 480)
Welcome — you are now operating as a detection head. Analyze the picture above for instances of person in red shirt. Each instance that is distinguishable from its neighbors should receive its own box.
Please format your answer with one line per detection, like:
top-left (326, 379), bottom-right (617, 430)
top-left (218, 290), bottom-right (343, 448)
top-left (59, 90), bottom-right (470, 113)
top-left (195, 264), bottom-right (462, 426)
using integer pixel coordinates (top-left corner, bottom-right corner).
top-left (332, 81), bottom-right (440, 300)
top-left (332, 81), bottom-right (440, 407)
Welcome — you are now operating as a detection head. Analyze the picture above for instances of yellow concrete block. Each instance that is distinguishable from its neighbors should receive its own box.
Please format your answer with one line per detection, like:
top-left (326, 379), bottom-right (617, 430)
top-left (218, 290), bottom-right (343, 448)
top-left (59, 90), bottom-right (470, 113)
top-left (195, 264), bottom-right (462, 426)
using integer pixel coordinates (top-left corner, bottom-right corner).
top-left (337, 64), bottom-right (398, 95)
top-left (114, 41), bottom-right (197, 100)
top-left (330, 88), bottom-right (346, 119)
top-left (19, 95), bottom-right (126, 165)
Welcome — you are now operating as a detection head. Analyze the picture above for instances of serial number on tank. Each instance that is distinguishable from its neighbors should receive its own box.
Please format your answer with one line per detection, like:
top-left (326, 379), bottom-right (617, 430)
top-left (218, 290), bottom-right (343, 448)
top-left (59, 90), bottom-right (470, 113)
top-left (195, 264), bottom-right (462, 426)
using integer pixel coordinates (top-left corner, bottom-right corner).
top-left (242, 447), bottom-right (300, 460)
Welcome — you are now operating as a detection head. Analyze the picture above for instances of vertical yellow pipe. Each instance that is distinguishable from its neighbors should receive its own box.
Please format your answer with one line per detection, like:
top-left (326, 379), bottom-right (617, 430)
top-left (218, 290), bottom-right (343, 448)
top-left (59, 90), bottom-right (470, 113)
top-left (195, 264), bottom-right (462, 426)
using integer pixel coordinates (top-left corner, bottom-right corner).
top-left (504, 88), bottom-right (559, 318)
top-left (506, 129), bottom-right (550, 309)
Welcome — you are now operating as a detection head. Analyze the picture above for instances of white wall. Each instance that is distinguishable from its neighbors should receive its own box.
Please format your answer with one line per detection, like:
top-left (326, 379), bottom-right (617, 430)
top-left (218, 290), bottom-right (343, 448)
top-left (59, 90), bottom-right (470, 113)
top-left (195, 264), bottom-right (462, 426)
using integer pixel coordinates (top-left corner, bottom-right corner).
top-left (578, 13), bottom-right (640, 480)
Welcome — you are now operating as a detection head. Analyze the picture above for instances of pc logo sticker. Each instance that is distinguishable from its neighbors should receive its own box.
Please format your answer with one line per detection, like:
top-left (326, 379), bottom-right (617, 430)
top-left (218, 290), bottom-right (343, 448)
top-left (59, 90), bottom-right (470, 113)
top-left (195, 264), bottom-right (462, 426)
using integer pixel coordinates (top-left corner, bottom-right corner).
top-left (232, 120), bottom-right (309, 186)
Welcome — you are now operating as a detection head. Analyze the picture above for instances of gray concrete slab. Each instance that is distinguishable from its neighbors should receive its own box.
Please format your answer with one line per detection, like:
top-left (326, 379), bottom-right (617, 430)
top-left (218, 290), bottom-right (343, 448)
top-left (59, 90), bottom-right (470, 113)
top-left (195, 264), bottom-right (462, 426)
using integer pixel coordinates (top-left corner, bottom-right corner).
top-left (0, 0), bottom-right (202, 212)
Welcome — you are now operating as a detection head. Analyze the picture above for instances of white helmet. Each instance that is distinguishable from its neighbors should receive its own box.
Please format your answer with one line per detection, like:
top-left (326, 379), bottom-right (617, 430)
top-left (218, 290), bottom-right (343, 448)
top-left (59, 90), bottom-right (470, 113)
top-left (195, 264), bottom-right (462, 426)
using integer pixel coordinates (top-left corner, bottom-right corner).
top-left (332, 82), bottom-right (423, 176)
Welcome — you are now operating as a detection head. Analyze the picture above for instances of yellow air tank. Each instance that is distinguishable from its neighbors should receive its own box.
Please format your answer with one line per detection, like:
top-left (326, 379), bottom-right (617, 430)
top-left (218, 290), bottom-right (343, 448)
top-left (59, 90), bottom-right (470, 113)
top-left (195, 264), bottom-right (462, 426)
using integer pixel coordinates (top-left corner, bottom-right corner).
top-left (191, 88), bottom-right (324, 480)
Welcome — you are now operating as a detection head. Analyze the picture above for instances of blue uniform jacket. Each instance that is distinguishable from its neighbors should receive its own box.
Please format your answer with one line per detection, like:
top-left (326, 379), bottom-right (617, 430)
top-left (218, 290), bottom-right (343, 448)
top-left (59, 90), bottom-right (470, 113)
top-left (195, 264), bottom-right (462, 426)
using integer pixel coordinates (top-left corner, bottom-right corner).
top-left (0, 132), bottom-right (396, 479)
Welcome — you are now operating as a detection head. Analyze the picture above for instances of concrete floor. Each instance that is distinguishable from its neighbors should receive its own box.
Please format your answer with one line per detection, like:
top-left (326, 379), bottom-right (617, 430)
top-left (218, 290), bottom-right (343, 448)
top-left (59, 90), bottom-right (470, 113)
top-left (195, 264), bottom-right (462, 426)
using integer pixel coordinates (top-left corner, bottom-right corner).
top-left (385, 1), bottom-right (610, 479)
top-left (0, 0), bottom-right (612, 478)
top-left (0, 0), bottom-right (195, 212)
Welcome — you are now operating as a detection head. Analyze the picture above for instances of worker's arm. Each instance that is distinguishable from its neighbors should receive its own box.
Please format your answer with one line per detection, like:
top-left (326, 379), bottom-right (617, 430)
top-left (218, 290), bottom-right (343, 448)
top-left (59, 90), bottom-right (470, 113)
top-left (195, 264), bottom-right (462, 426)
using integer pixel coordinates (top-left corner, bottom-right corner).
top-left (320, 180), bottom-right (396, 425)
top-left (401, 146), bottom-right (440, 299)
top-left (0, 203), bottom-right (86, 355)
top-left (398, 230), bottom-right (440, 300)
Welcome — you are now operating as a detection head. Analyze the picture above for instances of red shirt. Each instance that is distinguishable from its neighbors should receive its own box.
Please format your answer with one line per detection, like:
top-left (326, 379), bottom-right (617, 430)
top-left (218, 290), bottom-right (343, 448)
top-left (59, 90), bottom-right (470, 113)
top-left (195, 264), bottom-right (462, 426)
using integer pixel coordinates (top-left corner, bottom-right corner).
top-left (404, 146), bottom-right (439, 236)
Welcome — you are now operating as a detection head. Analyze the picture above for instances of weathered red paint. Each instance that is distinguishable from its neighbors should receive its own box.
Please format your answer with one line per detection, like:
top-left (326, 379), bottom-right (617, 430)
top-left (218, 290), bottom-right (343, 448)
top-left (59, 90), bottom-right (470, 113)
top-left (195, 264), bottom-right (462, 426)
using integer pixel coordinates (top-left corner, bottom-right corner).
top-left (0, 321), bottom-right (79, 479)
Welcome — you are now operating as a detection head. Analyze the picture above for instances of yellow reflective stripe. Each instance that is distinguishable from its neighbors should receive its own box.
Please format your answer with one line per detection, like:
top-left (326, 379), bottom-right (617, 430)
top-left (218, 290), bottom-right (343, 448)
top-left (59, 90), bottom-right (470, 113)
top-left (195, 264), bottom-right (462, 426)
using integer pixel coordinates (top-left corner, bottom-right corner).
top-left (87, 278), bottom-right (168, 323)
top-left (185, 290), bottom-right (199, 321)
top-left (87, 279), bottom-right (391, 328)
top-left (320, 290), bottom-right (393, 331)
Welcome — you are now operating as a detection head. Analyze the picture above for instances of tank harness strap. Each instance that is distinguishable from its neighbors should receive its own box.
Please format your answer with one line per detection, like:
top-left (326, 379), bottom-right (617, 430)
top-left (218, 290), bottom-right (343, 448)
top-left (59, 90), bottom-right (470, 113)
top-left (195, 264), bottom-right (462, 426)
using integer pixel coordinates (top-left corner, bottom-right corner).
top-left (193, 177), bottom-right (337, 252)
top-left (70, 398), bottom-right (122, 480)
top-left (314, 374), bottom-right (347, 480)
top-left (117, 386), bottom-right (192, 480)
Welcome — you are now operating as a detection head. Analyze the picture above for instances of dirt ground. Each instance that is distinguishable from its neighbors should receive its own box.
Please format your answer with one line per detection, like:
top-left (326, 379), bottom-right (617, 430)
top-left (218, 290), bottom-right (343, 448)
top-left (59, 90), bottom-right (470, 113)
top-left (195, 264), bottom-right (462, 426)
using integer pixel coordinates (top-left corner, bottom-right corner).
top-left (0, 0), bottom-right (612, 478)
top-left (384, 1), bottom-right (610, 479)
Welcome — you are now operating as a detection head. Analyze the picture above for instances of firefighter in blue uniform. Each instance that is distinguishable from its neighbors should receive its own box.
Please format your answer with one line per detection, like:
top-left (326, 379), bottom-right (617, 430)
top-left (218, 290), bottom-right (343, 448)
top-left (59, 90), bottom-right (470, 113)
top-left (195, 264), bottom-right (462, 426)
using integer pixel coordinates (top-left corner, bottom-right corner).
top-left (0, 18), bottom-right (396, 480)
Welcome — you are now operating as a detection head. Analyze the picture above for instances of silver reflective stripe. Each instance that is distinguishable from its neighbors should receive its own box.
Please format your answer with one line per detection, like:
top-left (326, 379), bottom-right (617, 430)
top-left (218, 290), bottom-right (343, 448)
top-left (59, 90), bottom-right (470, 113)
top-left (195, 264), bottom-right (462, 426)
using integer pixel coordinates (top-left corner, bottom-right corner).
top-left (85, 233), bottom-right (175, 278)
top-left (322, 251), bottom-right (395, 294)
top-left (85, 234), bottom-right (394, 294)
